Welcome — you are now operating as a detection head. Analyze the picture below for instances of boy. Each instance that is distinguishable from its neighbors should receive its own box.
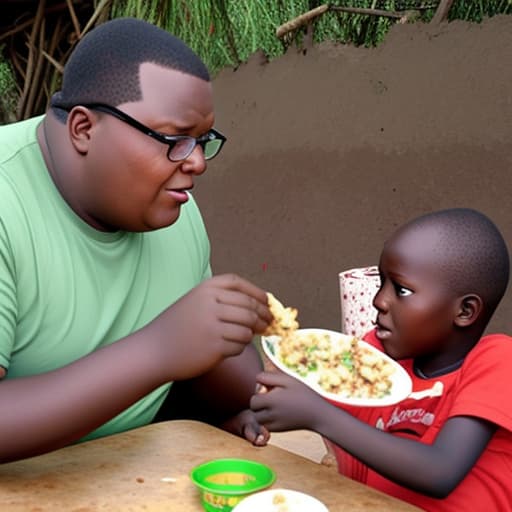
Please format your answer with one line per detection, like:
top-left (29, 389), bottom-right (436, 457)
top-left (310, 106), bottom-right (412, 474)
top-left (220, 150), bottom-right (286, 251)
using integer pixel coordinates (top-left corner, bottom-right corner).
top-left (251, 208), bottom-right (512, 511)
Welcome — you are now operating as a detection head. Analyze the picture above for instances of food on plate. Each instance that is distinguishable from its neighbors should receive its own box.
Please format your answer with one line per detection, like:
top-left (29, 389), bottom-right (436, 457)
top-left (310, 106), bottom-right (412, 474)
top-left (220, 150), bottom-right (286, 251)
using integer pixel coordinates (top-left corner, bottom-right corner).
top-left (263, 292), bottom-right (299, 337)
top-left (262, 293), bottom-right (397, 400)
top-left (232, 488), bottom-right (328, 512)
top-left (276, 330), bottom-right (395, 399)
top-left (271, 491), bottom-right (289, 511)
top-left (272, 492), bottom-right (286, 505)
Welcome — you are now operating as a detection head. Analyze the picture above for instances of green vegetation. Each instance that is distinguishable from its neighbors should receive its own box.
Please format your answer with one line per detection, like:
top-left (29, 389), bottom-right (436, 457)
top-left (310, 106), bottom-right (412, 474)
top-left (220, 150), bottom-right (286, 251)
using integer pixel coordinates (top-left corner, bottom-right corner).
top-left (448, 0), bottom-right (511, 21)
top-left (0, 0), bottom-right (510, 120)
top-left (110, 0), bottom-right (511, 75)
top-left (0, 48), bottom-right (19, 123)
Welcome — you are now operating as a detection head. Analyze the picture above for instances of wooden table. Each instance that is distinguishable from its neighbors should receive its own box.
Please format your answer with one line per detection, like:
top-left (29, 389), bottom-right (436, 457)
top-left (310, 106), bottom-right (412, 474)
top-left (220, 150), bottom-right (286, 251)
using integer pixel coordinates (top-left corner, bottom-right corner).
top-left (0, 420), bottom-right (421, 511)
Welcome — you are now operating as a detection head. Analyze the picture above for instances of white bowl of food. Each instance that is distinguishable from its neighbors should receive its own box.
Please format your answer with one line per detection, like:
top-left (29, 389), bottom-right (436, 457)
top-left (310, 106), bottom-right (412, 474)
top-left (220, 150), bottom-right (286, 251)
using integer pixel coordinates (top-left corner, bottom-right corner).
top-left (232, 488), bottom-right (328, 512)
top-left (261, 328), bottom-right (412, 407)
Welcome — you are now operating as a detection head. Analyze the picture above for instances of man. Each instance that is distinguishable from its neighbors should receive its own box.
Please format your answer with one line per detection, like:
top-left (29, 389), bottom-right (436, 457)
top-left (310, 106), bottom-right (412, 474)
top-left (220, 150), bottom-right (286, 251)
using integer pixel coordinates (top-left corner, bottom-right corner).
top-left (0, 17), bottom-right (271, 463)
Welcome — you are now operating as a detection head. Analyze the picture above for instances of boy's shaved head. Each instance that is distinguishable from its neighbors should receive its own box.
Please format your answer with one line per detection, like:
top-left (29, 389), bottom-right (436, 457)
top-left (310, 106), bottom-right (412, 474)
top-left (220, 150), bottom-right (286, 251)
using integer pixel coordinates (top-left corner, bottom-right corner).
top-left (388, 208), bottom-right (509, 317)
top-left (51, 17), bottom-right (209, 113)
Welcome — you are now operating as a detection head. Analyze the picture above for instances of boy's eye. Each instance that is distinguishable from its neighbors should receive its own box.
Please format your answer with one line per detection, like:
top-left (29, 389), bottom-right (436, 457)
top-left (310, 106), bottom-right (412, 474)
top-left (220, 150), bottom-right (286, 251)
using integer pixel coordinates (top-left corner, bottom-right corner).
top-left (394, 283), bottom-right (413, 297)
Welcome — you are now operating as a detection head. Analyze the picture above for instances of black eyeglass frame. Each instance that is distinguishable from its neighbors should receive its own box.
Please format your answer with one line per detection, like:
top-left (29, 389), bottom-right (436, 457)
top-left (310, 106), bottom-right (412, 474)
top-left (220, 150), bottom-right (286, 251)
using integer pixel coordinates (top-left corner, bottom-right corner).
top-left (72, 103), bottom-right (227, 162)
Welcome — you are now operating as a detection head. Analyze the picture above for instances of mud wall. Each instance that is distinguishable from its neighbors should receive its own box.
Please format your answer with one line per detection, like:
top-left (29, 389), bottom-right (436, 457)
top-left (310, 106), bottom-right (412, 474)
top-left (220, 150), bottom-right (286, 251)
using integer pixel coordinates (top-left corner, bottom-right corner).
top-left (195, 15), bottom-right (512, 334)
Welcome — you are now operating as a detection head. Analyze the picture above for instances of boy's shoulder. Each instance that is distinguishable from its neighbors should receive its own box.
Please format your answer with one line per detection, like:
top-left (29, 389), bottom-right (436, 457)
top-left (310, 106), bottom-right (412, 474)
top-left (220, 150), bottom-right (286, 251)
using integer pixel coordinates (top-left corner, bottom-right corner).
top-left (463, 333), bottom-right (512, 371)
top-left (476, 333), bottom-right (512, 348)
top-left (480, 333), bottom-right (512, 340)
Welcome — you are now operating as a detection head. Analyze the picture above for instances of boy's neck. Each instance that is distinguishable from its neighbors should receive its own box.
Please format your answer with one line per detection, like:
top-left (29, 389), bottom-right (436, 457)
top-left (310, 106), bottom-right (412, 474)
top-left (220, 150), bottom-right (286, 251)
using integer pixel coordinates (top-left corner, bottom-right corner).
top-left (413, 357), bottom-right (466, 379)
top-left (413, 329), bottom-right (484, 379)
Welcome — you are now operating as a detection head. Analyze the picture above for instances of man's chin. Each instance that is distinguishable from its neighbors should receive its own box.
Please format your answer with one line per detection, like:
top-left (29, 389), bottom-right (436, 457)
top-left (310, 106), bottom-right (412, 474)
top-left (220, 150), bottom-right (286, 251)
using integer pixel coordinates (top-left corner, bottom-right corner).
top-left (146, 209), bottom-right (182, 231)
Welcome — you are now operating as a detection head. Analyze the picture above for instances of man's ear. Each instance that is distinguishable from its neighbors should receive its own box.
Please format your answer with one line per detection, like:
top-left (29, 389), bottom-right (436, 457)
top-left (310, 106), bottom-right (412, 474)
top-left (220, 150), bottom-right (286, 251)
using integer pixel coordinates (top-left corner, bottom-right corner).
top-left (67, 106), bottom-right (95, 155)
top-left (454, 294), bottom-right (483, 327)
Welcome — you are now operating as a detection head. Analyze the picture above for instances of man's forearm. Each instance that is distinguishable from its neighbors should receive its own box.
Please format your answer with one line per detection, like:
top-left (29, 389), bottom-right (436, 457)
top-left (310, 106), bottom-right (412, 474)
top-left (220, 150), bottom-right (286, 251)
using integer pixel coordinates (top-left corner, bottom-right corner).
top-left (0, 329), bottom-right (164, 463)
top-left (157, 342), bottom-right (263, 425)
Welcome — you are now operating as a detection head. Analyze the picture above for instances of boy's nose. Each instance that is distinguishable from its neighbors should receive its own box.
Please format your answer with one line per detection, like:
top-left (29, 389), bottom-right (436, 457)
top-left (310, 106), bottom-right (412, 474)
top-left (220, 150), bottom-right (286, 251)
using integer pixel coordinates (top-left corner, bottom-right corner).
top-left (373, 287), bottom-right (388, 312)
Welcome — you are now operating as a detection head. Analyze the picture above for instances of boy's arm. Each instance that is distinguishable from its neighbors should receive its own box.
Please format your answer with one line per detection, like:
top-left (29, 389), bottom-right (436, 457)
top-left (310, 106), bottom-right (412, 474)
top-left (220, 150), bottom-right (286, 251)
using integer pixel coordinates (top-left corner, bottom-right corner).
top-left (317, 405), bottom-right (495, 498)
top-left (251, 371), bottom-right (496, 498)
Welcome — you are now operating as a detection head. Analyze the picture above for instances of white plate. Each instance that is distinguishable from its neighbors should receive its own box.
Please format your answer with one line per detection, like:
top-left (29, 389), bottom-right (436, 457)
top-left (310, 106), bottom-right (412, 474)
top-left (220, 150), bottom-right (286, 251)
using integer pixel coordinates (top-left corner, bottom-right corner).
top-left (261, 328), bottom-right (412, 407)
top-left (232, 488), bottom-right (328, 512)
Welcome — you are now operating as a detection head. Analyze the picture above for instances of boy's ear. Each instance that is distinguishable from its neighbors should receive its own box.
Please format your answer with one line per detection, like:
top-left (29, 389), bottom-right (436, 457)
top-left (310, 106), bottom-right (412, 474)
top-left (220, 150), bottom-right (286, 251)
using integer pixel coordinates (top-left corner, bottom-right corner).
top-left (67, 106), bottom-right (95, 155)
top-left (454, 294), bottom-right (483, 327)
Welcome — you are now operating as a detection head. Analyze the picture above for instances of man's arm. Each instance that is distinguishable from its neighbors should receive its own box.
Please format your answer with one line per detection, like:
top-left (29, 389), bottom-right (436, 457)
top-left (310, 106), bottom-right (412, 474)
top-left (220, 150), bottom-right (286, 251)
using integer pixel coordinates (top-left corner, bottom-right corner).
top-left (154, 342), bottom-right (263, 425)
top-left (0, 330), bottom-right (166, 462)
top-left (0, 274), bottom-right (271, 463)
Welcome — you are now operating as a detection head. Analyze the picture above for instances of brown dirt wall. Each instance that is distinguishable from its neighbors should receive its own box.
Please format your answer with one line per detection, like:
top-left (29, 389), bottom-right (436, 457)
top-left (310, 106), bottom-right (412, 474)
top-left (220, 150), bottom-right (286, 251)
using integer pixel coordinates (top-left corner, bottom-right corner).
top-left (194, 15), bottom-right (512, 335)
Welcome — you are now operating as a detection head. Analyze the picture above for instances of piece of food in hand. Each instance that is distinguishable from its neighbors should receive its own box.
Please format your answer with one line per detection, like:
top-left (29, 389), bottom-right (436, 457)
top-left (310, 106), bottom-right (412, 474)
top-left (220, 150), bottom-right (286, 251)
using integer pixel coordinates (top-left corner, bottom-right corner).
top-left (263, 292), bottom-right (299, 337)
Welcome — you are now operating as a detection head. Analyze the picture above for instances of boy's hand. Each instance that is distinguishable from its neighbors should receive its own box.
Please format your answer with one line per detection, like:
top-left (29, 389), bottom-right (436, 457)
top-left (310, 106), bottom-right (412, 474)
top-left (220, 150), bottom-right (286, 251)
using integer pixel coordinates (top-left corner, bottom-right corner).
top-left (221, 409), bottom-right (270, 446)
top-left (250, 371), bottom-right (326, 432)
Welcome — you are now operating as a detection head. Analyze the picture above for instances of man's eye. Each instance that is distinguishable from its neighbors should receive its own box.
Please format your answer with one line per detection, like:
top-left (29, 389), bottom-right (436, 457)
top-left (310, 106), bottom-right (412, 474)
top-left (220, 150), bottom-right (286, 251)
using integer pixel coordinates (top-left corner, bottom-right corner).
top-left (394, 283), bottom-right (413, 297)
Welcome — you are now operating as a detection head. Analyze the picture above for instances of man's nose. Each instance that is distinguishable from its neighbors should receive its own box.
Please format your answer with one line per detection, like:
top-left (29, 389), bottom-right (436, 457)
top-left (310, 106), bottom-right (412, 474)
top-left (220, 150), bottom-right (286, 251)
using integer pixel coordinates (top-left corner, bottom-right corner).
top-left (180, 145), bottom-right (207, 175)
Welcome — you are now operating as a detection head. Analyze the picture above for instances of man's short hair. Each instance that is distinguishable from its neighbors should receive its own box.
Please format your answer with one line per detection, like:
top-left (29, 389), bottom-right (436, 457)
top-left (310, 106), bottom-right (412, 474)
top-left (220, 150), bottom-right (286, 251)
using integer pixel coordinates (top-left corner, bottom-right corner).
top-left (51, 17), bottom-right (209, 113)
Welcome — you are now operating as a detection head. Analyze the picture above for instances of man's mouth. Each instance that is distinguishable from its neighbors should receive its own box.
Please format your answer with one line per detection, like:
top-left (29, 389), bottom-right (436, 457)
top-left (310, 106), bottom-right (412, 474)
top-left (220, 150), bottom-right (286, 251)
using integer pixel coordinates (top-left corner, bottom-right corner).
top-left (166, 188), bottom-right (190, 204)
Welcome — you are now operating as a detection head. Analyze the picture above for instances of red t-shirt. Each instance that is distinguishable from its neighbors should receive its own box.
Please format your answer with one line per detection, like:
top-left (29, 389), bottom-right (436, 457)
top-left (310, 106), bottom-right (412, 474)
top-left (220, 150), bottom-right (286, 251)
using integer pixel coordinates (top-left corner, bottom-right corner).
top-left (330, 330), bottom-right (512, 511)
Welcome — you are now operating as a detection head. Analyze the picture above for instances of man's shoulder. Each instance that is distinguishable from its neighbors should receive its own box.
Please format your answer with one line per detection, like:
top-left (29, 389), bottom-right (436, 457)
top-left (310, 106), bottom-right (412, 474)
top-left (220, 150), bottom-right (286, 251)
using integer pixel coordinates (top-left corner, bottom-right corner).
top-left (0, 115), bottom-right (43, 166)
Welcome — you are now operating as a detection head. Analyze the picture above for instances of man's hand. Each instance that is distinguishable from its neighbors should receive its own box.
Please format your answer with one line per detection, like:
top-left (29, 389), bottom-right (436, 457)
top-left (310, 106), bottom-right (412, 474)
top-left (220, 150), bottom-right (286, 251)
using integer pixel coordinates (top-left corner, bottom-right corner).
top-left (147, 274), bottom-right (272, 382)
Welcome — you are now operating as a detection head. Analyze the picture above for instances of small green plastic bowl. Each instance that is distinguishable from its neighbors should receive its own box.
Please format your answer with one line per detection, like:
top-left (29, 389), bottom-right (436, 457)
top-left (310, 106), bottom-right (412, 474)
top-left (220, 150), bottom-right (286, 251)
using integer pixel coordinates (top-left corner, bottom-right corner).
top-left (190, 458), bottom-right (276, 512)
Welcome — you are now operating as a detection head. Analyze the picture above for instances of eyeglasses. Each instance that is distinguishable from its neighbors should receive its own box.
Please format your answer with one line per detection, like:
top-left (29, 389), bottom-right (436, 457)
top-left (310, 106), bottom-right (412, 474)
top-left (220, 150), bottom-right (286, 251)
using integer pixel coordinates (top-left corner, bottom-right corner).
top-left (79, 103), bottom-right (226, 161)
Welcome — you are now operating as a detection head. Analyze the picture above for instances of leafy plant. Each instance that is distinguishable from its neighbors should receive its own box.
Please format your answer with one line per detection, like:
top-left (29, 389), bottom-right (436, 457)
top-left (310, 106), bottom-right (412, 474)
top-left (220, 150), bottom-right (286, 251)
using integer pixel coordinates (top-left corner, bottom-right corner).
top-left (0, 48), bottom-right (19, 123)
top-left (109, 0), bottom-right (511, 74)
top-left (0, 0), bottom-right (510, 120)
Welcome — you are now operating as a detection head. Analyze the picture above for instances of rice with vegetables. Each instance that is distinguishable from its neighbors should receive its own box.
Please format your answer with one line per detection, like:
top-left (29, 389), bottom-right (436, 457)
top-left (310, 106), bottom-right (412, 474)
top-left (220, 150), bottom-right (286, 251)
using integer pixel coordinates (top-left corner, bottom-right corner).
top-left (276, 331), bottom-right (395, 399)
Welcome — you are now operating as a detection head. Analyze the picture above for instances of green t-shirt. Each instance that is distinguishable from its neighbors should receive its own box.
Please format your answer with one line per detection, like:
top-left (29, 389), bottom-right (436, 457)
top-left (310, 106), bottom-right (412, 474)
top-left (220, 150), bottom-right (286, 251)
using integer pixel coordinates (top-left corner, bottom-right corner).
top-left (0, 116), bottom-right (212, 441)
